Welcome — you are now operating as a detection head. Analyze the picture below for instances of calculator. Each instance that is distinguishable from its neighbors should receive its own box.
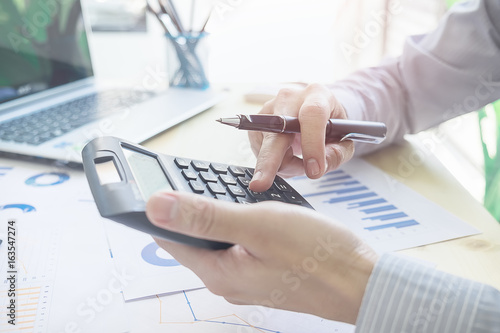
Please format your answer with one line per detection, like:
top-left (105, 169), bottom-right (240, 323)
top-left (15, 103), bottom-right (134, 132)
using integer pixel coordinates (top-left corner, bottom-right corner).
top-left (82, 136), bottom-right (313, 250)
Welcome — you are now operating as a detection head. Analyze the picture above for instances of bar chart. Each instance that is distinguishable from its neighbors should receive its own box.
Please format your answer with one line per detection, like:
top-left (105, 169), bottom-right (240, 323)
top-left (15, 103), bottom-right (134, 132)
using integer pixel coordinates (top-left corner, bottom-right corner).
top-left (287, 159), bottom-right (479, 253)
top-left (303, 169), bottom-right (421, 233)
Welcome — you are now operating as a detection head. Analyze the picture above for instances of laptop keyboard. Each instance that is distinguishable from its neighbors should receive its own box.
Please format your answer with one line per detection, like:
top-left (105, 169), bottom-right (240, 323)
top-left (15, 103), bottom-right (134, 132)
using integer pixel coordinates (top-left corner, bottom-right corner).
top-left (0, 90), bottom-right (155, 146)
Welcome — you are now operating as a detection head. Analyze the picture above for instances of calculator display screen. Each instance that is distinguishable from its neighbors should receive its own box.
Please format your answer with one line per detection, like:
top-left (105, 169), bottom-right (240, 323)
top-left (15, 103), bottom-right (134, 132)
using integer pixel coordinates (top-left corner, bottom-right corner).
top-left (122, 147), bottom-right (172, 201)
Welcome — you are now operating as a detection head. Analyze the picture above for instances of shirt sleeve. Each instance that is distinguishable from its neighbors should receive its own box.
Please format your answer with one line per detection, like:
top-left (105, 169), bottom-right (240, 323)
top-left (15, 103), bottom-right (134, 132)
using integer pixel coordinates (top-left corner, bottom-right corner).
top-left (329, 0), bottom-right (500, 155)
top-left (355, 253), bottom-right (500, 333)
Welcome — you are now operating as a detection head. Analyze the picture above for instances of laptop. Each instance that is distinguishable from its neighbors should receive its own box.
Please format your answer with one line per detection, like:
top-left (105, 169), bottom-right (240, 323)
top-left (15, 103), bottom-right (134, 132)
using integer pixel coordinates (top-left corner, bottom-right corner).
top-left (0, 0), bottom-right (221, 165)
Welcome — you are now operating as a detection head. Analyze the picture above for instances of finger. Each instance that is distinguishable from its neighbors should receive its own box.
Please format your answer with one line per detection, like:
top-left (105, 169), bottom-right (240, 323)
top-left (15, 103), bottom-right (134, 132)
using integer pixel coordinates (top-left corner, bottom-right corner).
top-left (224, 297), bottom-right (251, 306)
top-left (153, 236), bottom-right (209, 267)
top-left (248, 130), bottom-right (263, 159)
top-left (249, 88), bottom-right (305, 190)
top-left (153, 237), bottom-right (255, 298)
top-left (249, 133), bottom-right (294, 191)
top-left (325, 140), bottom-right (355, 172)
top-left (274, 145), bottom-right (304, 178)
top-left (146, 191), bottom-right (265, 246)
top-left (297, 86), bottom-right (335, 179)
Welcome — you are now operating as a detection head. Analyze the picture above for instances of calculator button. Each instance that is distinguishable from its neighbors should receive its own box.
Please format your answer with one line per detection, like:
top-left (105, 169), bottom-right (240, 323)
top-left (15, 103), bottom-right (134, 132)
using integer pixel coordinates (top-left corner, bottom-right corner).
top-left (200, 171), bottom-right (218, 183)
top-left (210, 163), bottom-right (228, 174)
top-left (191, 160), bottom-right (209, 171)
top-left (237, 197), bottom-right (256, 204)
top-left (207, 183), bottom-right (226, 195)
top-left (266, 190), bottom-right (286, 202)
top-left (227, 185), bottom-right (246, 197)
top-left (228, 166), bottom-right (245, 177)
top-left (216, 194), bottom-right (234, 202)
top-left (174, 157), bottom-right (190, 169)
top-left (189, 180), bottom-right (205, 193)
top-left (245, 168), bottom-right (254, 178)
top-left (283, 192), bottom-right (303, 205)
top-left (182, 169), bottom-right (197, 180)
top-left (237, 177), bottom-right (250, 188)
top-left (247, 190), bottom-right (267, 201)
top-left (219, 174), bottom-right (237, 186)
top-left (273, 179), bottom-right (292, 192)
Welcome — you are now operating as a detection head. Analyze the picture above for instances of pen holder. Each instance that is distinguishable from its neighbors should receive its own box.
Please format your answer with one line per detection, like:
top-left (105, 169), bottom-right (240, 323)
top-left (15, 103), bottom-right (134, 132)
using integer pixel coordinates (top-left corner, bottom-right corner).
top-left (165, 32), bottom-right (210, 89)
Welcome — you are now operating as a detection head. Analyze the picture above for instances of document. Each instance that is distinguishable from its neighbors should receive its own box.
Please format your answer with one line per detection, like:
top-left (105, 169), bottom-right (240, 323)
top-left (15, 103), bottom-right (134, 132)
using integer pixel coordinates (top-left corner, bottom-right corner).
top-left (287, 158), bottom-right (480, 253)
top-left (0, 158), bottom-right (127, 332)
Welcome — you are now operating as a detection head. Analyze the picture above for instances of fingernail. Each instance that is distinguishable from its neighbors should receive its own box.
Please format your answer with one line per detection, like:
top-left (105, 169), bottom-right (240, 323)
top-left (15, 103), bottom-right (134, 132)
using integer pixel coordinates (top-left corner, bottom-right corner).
top-left (307, 158), bottom-right (320, 177)
top-left (148, 193), bottom-right (178, 227)
top-left (252, 170), bottom-right (263, 183)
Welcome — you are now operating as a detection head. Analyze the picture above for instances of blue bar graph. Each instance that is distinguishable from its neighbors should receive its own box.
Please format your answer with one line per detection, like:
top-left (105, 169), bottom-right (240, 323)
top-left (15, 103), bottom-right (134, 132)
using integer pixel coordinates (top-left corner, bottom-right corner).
top-left (364, 220), bottom-right (419, 231)
top-left (301, 169), bottom-right (421, 232)
top-left (348, 198), bottom-right (387, 208)
top-left (323, 192), bottom-right (377, 204)
top-left (318, 180), bottom-right (360, 188)
top-left (320, 175), bottom-right (352, 183)
top-left (303, 186), bottom-right (368, 198)
top-left (360, 205), bottom-right (397, 214)
top-left (362, 212), bottom-right (408, 221)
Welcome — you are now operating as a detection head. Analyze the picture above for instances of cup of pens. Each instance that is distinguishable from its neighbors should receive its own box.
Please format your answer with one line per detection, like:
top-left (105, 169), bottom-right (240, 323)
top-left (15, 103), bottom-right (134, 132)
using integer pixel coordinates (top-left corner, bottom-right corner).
top-left (165, 32), bottom-right (209, 89)
top-left (147, 0), bottom-right (212, 89)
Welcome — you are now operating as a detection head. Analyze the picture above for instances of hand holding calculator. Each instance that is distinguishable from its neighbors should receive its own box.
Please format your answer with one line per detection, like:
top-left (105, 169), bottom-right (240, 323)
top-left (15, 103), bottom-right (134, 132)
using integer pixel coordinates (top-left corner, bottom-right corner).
top-left (82, 136), bottom-right (313, 250)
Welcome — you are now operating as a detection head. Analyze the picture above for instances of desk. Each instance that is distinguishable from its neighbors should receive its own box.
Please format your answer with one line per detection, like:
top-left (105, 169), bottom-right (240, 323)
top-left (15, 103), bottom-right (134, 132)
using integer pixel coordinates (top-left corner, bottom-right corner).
top-left (144, 85), bottom-right (500, 291)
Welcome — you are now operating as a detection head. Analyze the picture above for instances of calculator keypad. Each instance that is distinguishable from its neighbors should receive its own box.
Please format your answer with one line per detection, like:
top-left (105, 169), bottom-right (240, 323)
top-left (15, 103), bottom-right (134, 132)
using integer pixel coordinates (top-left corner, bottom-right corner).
top-left (172, 158), bottom-right (311, 207)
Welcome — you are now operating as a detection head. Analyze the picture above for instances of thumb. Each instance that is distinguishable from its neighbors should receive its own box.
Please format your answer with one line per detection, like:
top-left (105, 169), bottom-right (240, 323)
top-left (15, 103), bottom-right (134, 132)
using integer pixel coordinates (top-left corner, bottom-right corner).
top-left (146, 191), bottom-right (251, 245)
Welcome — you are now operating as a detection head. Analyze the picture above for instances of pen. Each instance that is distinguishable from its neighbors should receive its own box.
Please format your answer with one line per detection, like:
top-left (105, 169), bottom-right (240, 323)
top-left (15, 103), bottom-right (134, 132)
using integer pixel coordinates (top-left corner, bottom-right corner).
top-left (216, 114), bottom-right (387, 144)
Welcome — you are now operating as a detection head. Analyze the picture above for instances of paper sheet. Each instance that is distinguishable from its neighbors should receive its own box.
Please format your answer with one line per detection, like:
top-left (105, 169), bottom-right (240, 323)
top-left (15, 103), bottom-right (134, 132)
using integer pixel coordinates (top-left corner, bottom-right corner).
top-left (103, 221), bottom-right (205, 301)
top-left (0, 158), bottom-right (128, 332)
top-left (125, 288), bottom-right (355, 333)
top-left (287, 158), bottom-right (480, 253)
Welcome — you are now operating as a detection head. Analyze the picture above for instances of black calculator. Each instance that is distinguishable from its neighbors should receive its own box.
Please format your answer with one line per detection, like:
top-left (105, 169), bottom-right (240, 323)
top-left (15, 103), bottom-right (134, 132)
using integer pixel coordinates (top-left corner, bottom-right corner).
top-left (82, 136), bottom-right (313, 250)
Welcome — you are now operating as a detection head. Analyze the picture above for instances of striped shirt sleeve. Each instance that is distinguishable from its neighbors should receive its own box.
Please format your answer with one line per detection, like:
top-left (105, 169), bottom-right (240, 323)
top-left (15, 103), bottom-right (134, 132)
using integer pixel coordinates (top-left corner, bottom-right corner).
top-left (355, 253), bottom-right (500, 333)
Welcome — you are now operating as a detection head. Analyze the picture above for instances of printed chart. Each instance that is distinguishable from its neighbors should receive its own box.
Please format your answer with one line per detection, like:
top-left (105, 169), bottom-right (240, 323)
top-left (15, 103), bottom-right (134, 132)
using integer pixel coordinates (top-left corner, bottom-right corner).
top-left (0, 284), bottom-right (52, 332)
top-left (125, 288), bottom-right (355, 333)
top-left (103, 221), bottom-right (204, 300)
top-left (0, 158), bottom-right (127, 333)
top-left (287, 158), bottom-right (479, 253)
top-left (0, 163), bottom-right (63, 332)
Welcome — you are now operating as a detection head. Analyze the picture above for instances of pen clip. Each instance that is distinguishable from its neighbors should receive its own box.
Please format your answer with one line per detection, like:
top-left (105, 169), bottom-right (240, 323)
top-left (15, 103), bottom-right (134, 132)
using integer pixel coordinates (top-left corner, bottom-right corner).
top-left (340, 133), bottom-right (386, 144)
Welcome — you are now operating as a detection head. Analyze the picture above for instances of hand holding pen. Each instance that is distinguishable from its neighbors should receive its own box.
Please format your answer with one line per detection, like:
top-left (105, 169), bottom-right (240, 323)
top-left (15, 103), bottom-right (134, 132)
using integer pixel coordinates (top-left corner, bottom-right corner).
top-left (223, 84), bottom-right (370, 192)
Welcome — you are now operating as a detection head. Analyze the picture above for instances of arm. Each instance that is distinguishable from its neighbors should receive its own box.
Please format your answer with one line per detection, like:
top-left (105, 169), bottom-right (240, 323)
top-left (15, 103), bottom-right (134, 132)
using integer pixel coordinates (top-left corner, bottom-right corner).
top-left (249, 0), bottom-right (500, 190)
top-left (356, 253), bottom-right (500, 332)
top-left (330, 0), bottom-right (500, 155)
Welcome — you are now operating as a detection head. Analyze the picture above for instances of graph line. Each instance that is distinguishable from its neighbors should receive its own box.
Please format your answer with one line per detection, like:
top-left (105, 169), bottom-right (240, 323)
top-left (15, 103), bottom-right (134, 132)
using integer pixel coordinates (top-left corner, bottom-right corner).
top-left (156, 291), bottom-right (282, 333)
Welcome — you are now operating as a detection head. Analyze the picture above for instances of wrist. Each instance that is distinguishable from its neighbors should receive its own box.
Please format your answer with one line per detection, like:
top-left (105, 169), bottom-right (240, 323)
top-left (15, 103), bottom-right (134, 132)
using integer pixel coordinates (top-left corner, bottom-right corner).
top-left (318, 242), bottom-right (378, 324)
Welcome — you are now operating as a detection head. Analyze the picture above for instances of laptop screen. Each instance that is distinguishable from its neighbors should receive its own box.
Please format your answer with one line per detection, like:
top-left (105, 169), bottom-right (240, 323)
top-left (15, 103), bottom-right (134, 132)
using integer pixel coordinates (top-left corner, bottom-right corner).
top-left (0, 0), bottom-right (93, 104)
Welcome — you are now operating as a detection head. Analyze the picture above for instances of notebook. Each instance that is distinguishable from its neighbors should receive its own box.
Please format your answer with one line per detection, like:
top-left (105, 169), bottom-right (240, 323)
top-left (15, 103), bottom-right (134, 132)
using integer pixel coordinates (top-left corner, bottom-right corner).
top-left (0, 0), bottom-right (221, 165)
